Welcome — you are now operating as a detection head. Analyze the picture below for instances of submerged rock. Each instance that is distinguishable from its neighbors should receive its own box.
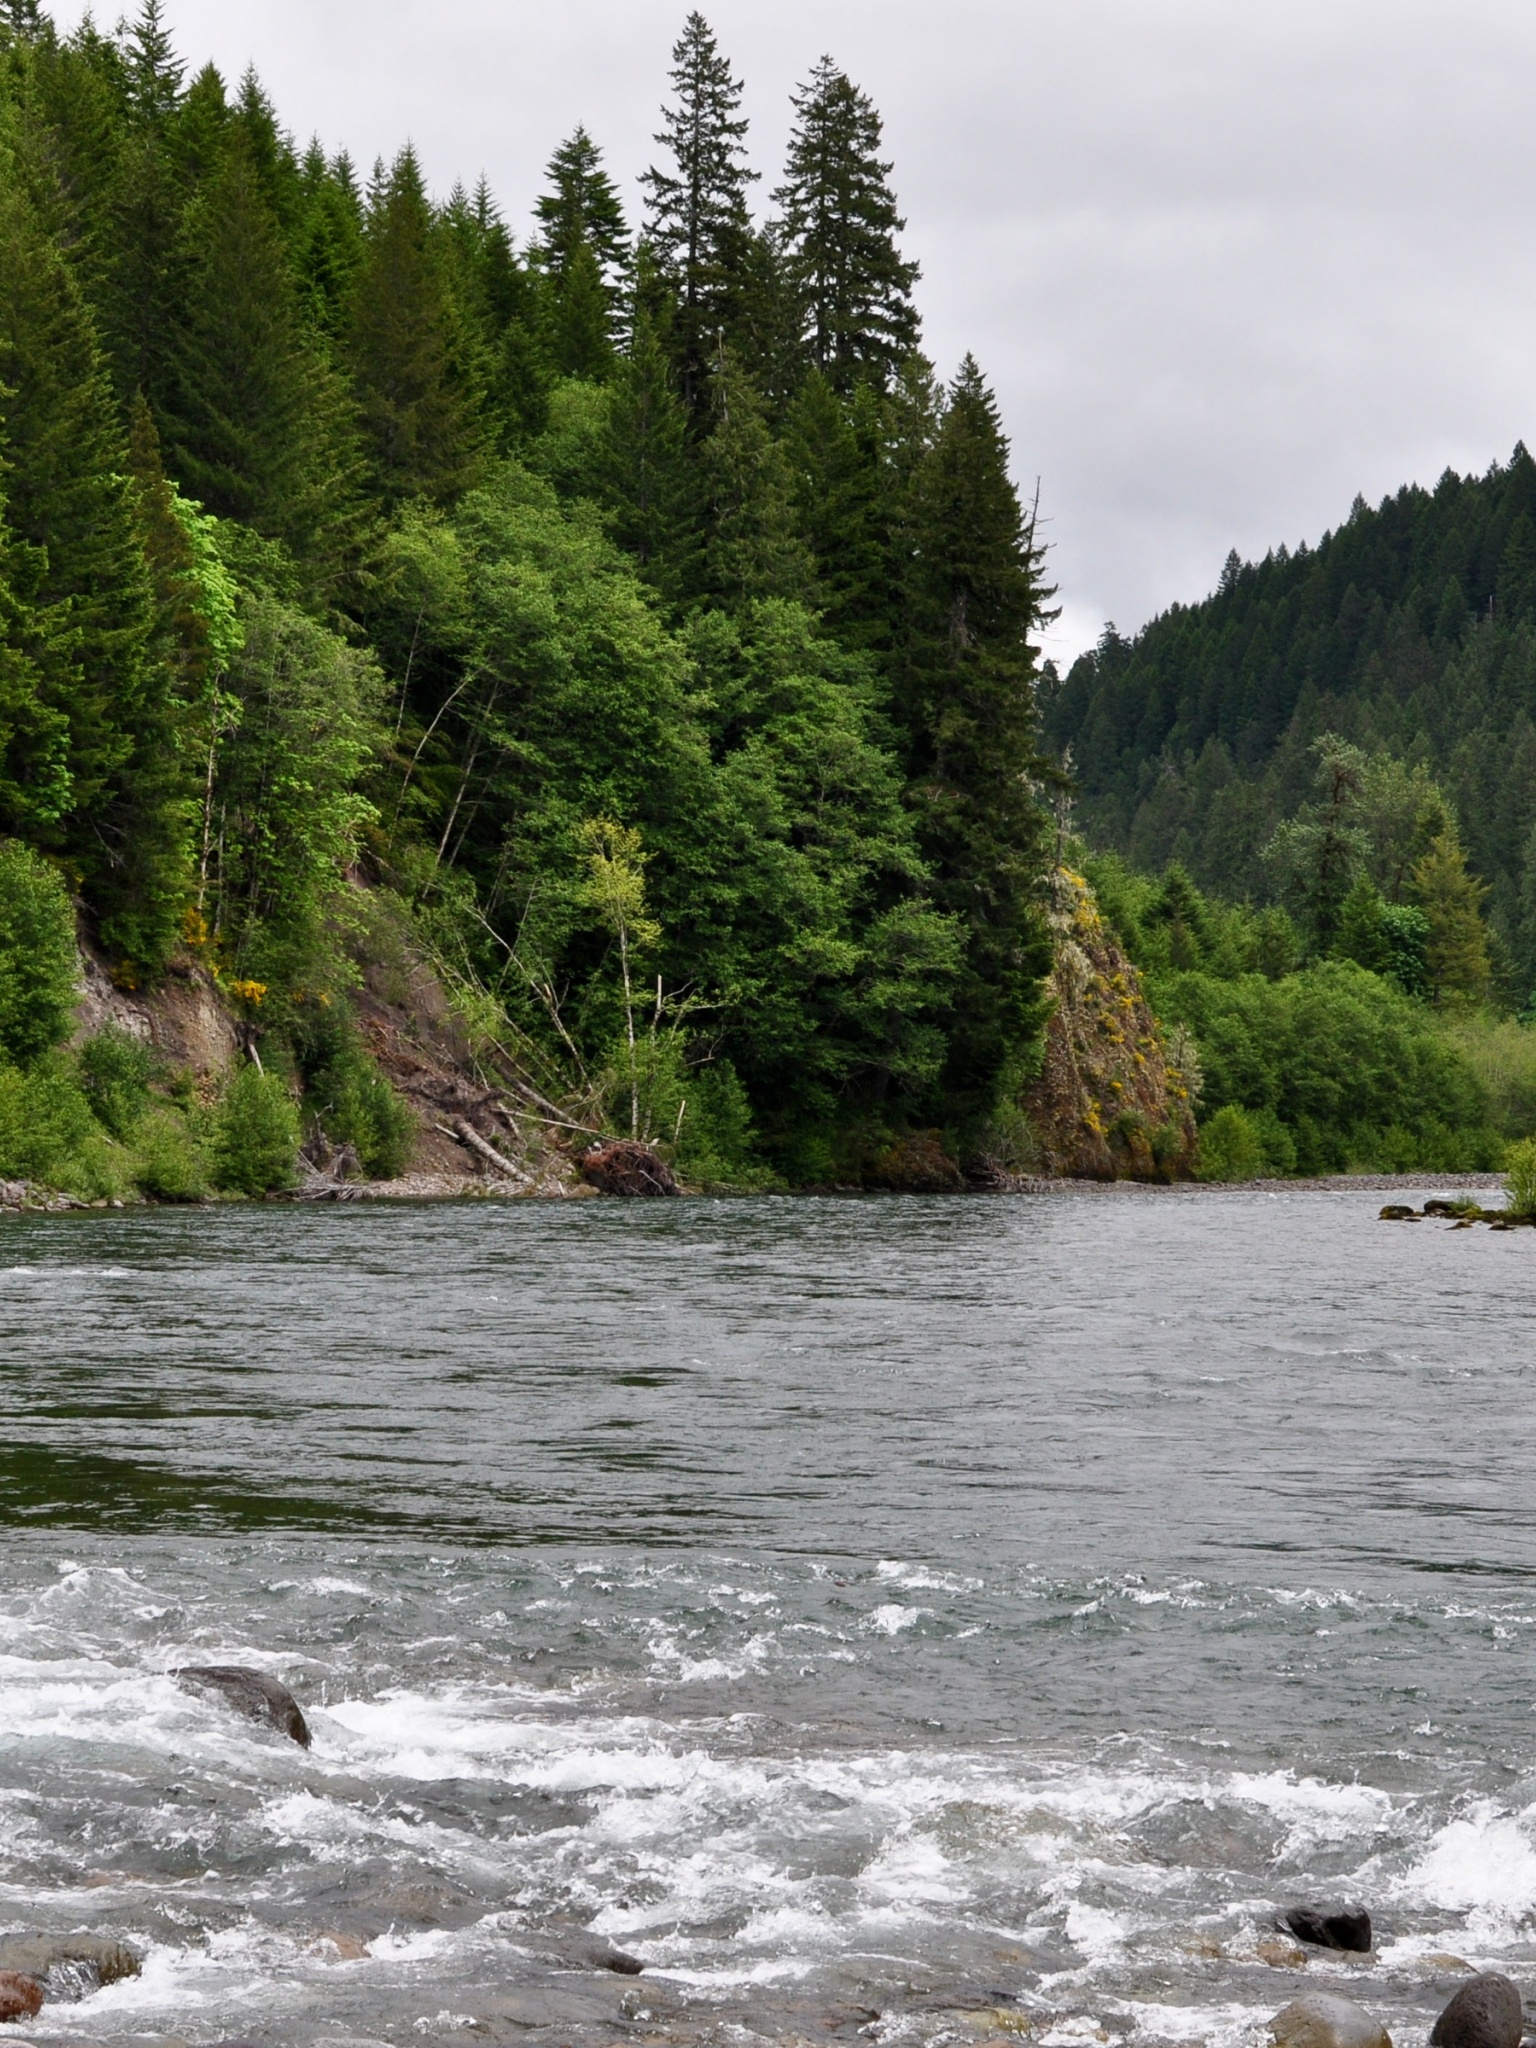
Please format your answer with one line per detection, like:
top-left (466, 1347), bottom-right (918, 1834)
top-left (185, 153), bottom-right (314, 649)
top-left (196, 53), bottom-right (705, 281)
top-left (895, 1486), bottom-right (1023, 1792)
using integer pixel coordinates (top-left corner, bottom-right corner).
top-left (0, 1971), bottom-right (43, 2023)
top-left (1270, 1992), bottom-right (1391, 2048)
top-left (1284, 1908), bottom-right (1373, 1954)
top-left (175, 1664), bottom-right (311, 1747)
top-left (1379, 1205), bottom-right (1419, 1221)
top-left (1430, 1973), bottom-right (1523, 2048)
top-left (579, 1142), bottom-right (677, 1197)
top-left (0, 1934), bottom-right (141, 1999)
top-left (568, 1936), bottom-right (644, 1975)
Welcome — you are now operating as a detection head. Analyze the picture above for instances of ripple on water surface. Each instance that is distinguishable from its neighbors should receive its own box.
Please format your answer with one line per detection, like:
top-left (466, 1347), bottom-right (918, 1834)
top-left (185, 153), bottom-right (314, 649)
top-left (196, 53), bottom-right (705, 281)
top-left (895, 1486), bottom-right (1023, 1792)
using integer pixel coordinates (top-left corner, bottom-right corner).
top-left (2, 1190), bottom-right (1535, 2046)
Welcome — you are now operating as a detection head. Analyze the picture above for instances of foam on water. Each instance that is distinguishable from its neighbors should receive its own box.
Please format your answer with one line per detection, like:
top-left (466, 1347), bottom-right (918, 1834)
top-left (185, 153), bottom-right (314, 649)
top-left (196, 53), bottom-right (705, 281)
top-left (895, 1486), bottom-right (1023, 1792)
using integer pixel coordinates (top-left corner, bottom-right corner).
top-left (4, 1192), bottom-right (1536, 2043)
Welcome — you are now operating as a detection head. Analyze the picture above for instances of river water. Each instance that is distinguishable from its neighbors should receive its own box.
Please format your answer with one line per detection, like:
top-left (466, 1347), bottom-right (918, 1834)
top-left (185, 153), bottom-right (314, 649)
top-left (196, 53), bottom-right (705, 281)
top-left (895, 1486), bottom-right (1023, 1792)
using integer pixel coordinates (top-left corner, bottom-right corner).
top-left (2, 1190), bottom-right (1534, 2048)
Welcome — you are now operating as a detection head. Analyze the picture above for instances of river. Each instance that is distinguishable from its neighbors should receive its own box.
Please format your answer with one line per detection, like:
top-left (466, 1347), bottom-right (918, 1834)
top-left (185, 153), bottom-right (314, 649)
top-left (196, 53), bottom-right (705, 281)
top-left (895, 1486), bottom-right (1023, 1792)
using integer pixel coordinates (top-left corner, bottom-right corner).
top-left (2, 1190), bottom-right (1532, 2047)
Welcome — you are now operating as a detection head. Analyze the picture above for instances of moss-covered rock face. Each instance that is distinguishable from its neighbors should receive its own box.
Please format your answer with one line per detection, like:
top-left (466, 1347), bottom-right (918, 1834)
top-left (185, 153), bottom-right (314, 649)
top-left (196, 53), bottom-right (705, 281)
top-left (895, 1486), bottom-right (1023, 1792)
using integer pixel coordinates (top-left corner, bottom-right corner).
top-left (1024, 867), bottom-right (1198, 1181)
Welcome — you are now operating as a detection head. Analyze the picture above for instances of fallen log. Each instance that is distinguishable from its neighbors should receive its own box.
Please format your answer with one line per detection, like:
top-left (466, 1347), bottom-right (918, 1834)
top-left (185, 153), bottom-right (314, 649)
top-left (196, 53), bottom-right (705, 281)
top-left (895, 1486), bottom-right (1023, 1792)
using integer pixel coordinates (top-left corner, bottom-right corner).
top-left (435, 1119), bottom-right (523, 1179)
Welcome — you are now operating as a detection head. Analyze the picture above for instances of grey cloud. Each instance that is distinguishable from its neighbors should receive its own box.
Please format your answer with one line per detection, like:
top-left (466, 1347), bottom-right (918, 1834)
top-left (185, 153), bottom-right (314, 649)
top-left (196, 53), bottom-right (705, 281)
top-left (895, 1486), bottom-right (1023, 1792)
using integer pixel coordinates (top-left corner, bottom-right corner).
top-left (52, 0), bottom-right (1536, 660)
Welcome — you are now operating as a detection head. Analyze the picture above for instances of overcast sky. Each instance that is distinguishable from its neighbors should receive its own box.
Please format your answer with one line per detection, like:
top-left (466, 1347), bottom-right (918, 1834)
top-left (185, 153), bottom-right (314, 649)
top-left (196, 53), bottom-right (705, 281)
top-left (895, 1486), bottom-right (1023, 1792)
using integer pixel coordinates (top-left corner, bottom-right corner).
top-left (48, 0), bottom-right (1536, 663)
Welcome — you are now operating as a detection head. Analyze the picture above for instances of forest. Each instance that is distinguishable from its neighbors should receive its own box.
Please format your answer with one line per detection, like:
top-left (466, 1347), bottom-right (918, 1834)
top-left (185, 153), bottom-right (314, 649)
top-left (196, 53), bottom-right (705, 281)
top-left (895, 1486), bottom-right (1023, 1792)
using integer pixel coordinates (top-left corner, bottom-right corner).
top-left (0, 0), bottom-right (1056, 1194)
top-left (0, 0), bottom-right (1530, 1198)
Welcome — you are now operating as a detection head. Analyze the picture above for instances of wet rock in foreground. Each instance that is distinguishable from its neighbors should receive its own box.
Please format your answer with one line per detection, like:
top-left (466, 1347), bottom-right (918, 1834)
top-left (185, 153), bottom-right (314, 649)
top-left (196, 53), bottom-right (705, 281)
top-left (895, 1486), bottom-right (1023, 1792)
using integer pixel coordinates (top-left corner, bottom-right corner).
top-left (1430, 1973), bottom-right (1523, 2048)
top-left (1270, 1991), bottom-right (1392, 2048)
top-left (175, 1664), bottom-right (311, 1746)
top-left (1284, 1907), bottom-right (1372, 1953)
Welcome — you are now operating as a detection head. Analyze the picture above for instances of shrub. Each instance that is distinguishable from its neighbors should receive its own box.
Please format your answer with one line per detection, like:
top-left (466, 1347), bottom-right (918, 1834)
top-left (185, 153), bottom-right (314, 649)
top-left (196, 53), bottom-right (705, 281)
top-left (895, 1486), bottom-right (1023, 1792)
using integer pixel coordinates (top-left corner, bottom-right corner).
top-left (1505, 1136), bottom-right (1536, 1218)
top-left (0, 840), bottom-right (79, 1066)
top-left (77, 1024), bottom-right (154, 1139)
top-left (301, 1021), bottom-right (416, 1179)
top-left (1155, 959), bottom-right (1499, 1174)
top-left (131, 1109), bottom-right (210, 1201)
top-left (212, 1063), bottom-right (300, 1195)
top-left (674, 1060), bottom-right (766, 1188)
top-left (0, 1058), bottom-right (98, 1183)
top-left (1197, 1104), bottom-right (1265, 1182)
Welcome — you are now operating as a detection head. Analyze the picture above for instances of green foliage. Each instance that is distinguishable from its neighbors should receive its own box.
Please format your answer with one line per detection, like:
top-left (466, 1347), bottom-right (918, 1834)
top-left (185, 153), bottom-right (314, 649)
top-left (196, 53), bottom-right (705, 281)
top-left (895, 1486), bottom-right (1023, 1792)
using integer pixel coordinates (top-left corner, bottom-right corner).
top-left (211, 1059), bottom-right (299, 1194)
top-left (300, 1013), bottom-right (415, 1178)
top-left (0, 837), bottom-right (78, 1065)
top-left (673, 1059), bottom-right (764, 1188)
top-left (0, 1048), bottom-right (96, 1179)
top-left (129, 1105), bottom-right (209, 1199)
top-left (77, 1022), bottom-right (152, 1137)
top-left (1196, 1103), bottom-right (1264, 1182)
top-left (1503, 1135), bottom-right (1536, 1218)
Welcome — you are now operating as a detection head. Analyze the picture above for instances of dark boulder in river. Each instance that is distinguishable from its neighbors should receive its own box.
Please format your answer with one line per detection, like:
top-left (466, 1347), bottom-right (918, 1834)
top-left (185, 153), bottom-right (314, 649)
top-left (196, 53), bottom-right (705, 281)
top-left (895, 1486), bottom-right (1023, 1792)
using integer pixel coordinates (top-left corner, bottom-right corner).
top-left (579, 1142), bottom-right (677, 1197)
top-left (1269, 1992), bottom-right (1392, 2048)
top-left (1284, 1907), bottom-right (1372, 1953)
top-left (176, 1664), bottom-right (311, 1746)
top-left (1431, 1974), bottom-right (1523, 2048)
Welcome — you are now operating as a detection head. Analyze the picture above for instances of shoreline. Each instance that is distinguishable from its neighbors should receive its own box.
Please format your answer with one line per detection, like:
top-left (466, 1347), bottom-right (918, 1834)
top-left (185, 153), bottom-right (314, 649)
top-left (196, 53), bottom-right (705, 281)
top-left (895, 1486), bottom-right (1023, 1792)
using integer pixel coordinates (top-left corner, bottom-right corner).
top-left (0, 1169), bottom-right (1508, 1213)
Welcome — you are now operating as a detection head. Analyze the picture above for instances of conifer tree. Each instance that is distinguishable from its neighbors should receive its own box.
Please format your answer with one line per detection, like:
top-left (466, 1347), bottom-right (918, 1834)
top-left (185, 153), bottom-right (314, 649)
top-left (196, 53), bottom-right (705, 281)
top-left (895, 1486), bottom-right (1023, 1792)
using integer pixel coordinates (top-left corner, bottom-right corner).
top-left (435, 178), bottom-right (551, 439)
top-left (597, 252), bottom-right (696, 595)
top-left (640, 12), bottom-right (757, 405)
top-left (296, 146), bottom-right (365, 342)
top-left (535, 127), bottom-right (628, 300)
top-left (699, 348), bottom-right (812, 607)
top-left (350, 146), bottom-right (482, 504)
top-left (898, 355), bottom-right (1055, 1134)
top-left (166, 126), bottom-right (355, 574)
top-left (774, 58), bottom-right (919, 391)
top-left (784, 371), bottom-right (890, 649)
top-left (0, 468), bottom-right (70, 834)
top-left (0, 166), bottom-right (184, 962)
top-left (121, 0), bottom-right (182, 127)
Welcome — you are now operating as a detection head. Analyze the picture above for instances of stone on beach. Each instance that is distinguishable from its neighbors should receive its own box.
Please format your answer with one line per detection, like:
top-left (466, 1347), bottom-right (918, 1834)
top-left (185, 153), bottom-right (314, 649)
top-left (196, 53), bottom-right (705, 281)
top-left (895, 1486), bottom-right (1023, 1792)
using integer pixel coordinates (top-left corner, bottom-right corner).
top-left (175, 1664), bottom-right (312, 1746)
top-left (1430, 1973), bottom-right (1523, 2048)
top-left (1283, 1908), bottom-right (1373, 1953)
top-left (1270, 1991), bottom-right (1391, 2048)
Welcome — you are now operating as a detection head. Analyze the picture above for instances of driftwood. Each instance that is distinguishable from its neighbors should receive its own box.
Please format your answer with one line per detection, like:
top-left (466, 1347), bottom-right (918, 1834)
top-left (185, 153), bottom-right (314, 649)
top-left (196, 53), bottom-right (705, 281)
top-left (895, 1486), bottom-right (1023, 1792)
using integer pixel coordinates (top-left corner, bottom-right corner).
top-left (580, 1141), bottom-right (677, 1197)
top-left (436, 1118), bottom-right (523, 1179)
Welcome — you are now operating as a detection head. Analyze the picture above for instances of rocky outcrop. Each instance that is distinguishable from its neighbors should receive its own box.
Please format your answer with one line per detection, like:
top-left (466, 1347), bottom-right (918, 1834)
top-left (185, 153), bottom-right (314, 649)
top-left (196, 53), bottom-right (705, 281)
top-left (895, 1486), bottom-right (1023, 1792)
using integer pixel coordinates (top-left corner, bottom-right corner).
top-left (176, 1665), bottom-right (311, 1746)
top-left (1431, 1975), bottom-right (1523, 2048)
top-left (1023, 868), bottom-right (1199, 1181)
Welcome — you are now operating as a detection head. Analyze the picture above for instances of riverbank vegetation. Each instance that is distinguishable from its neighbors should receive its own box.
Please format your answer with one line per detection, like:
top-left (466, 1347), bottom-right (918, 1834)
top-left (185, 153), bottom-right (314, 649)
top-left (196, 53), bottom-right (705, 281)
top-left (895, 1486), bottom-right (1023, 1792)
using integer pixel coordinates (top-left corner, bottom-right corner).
top-left (0, 2), bottom-right (1057, 1194)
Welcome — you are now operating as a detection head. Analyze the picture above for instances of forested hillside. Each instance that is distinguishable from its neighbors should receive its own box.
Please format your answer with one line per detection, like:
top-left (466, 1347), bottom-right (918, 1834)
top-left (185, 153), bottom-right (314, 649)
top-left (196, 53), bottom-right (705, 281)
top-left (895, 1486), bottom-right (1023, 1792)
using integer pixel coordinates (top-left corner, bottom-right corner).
top-left (1046, 451), bottom-right (1536, 994)
top-left (0, 0), bottom-right (1058, 1191)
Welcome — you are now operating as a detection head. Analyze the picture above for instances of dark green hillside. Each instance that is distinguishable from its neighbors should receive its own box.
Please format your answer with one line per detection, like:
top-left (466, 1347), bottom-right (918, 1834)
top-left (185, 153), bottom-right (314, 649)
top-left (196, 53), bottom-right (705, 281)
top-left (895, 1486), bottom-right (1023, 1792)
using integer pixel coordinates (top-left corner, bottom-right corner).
top-left (1045, 450), bottom-right (1536, 990)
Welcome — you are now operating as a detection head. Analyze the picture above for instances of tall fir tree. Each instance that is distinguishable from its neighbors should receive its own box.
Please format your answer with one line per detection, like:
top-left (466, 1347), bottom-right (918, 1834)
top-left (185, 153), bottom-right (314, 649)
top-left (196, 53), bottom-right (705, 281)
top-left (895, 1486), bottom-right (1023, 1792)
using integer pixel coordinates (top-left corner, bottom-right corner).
top-left (898, 355), bottom-right (1055, 1136)
top-left (699, 348), bottom-right (812, 607)
top-left (534, 126), bottom-right (628, 304)
top-left (0, 164), bottom-right (187, 963)
top-left (99, 3), bottom-right (188, 413)
top-left (784, 370), bottom-right (892, 651)
top-left (597, 250), bottom-right (696, 596)
top-left (296, 146), bottom-right (364, 341)
top-left (774, 57), bottom-right (919, 392)
top-left (165, 125), bottom-right (357, 578)
top-left (640, 11), bottom-right (757, 407)
top-left (349, 145), bottom-right (482, 504)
